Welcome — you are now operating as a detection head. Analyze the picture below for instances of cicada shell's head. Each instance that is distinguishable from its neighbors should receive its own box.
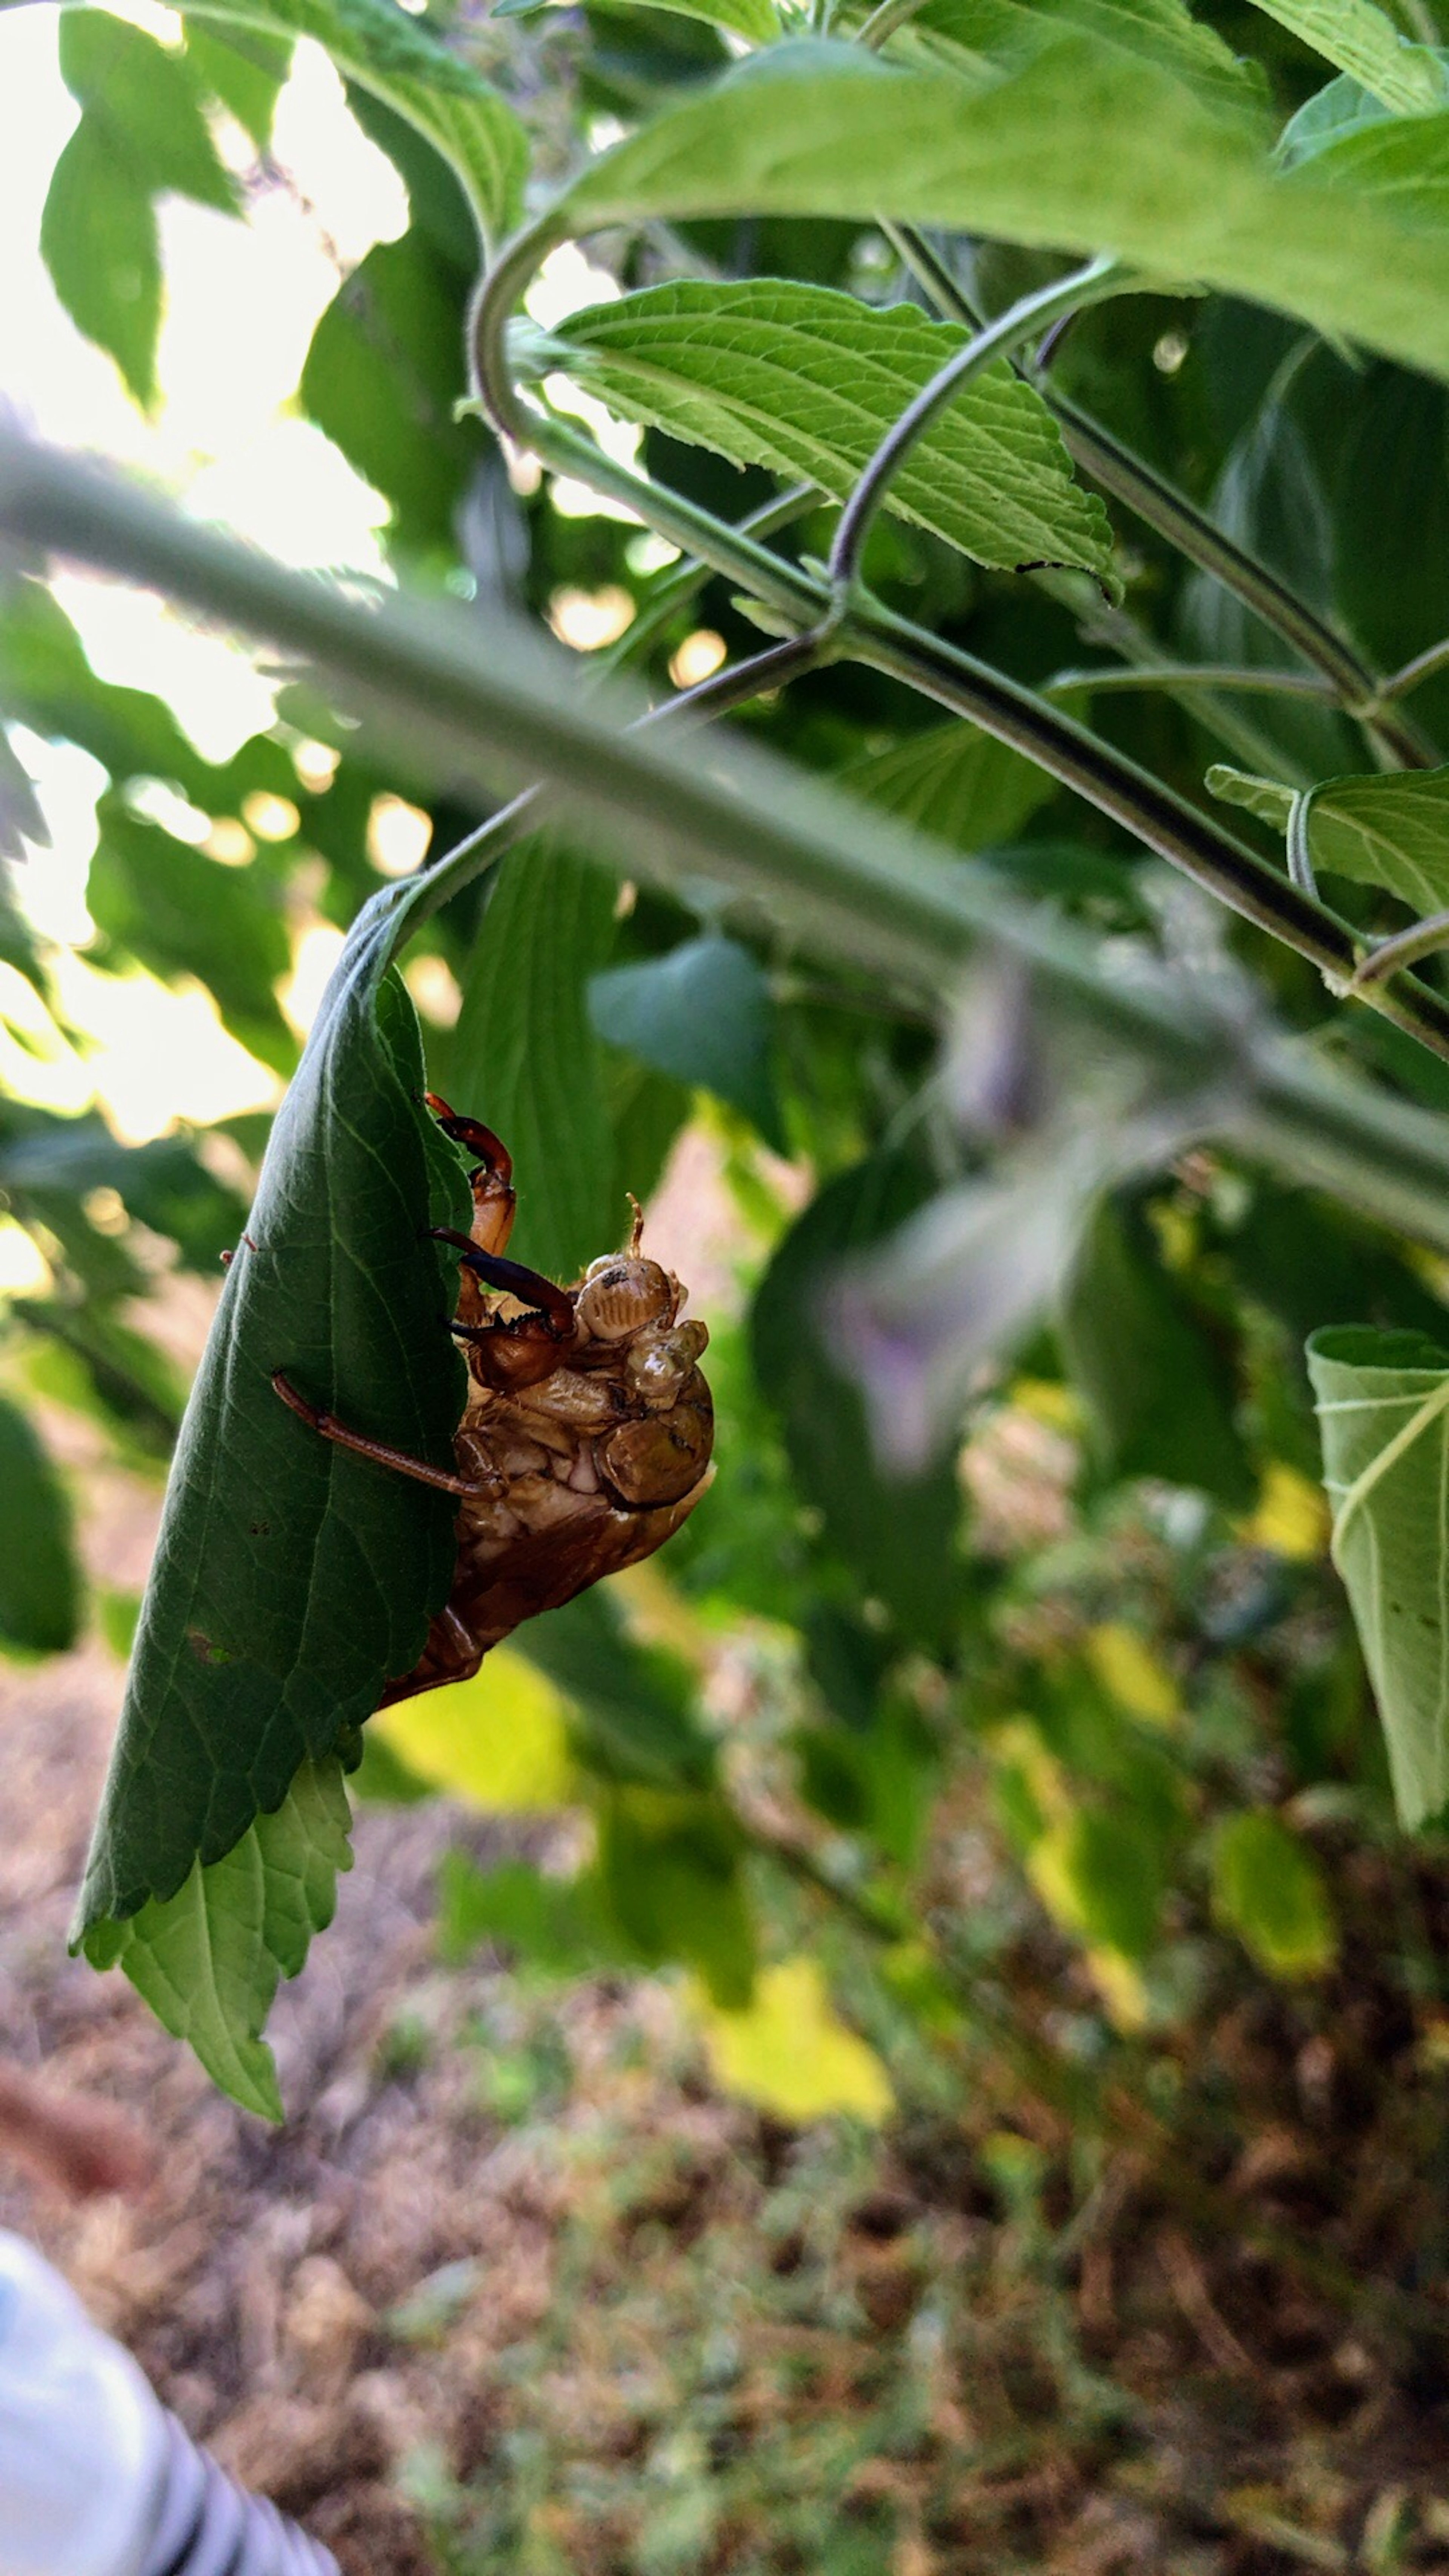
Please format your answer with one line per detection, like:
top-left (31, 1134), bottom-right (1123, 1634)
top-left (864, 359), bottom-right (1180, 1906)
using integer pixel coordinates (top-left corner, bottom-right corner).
top-left (574, 1252), bottom-right (679, 1344)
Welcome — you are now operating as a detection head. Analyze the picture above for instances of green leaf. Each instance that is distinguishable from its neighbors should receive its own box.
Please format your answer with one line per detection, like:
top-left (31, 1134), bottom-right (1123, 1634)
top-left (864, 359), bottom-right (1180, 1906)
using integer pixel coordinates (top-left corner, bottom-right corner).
top-left (1208, 760), bottom-right (1449, 913)
top-left (301, 231), bottom-right (480, 555)
top-left (895, 0), bottom-right (1258, 117)
top-left (600, 0), bottom-right (781, 42)
top-left (751, 1151), bottom-right (965, 1650)
top-left (0, 1395), bottom-right (82, 1654)
top-left (515, 1584), bottom-right (715, 1787)
top-left (194, 0), bottom-right (526, 243)
top-left (557, 37), bottom-right (1449, 388)
top-left (588, 933), bottom-right (785, 1150)
top-left (1245, 0), bottom-right (1444, 111)
top-left (1308, 1323), bottom-right (1449, 1829)
top-left (74, 887), bottom-right (469, 1943)
top-left (845, 716), bottom-right (1058, 851)
top-left (448, 839), bottom-right (620, 1284)
top-left (541, 281), bottom-right (1116, 580)
top-left (436, 1851), bottom-right (622, 1973)
top-left (1204, 763), bottom-right (1297, 829)
top-left (596, 1784), bottom-right (755, 2005)
top-left (19, 0), bottom-right (529, 249)
top-left (0, 1104), bottom-right (246, 1275)
top-left (84, 1758), bottom-right (354, 2119)
top-left (58, 12), bottom-right (241, 213)
top-left (1212, 1807), bottom-right (1337, 1976)
top-left (40, 120), bottom-right (160, 407)
top-left (1060, 1192), bottom-right (1256, 1508)
top-left (183, 20), bottom-right (292, 148)
top-left (87, 801), bottom-right (296, 1075)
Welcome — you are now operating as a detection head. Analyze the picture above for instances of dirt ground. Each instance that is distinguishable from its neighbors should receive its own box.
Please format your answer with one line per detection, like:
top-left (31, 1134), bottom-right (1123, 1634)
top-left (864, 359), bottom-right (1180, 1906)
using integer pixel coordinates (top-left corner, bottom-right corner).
top-left (9, 1445), bottom-right (1449, 2570)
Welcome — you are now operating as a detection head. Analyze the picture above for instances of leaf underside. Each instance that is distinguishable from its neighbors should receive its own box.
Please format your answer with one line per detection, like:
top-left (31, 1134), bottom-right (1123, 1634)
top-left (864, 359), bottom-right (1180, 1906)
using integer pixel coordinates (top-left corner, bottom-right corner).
top-left (1309, 1325), bottom-right (1449, 1830)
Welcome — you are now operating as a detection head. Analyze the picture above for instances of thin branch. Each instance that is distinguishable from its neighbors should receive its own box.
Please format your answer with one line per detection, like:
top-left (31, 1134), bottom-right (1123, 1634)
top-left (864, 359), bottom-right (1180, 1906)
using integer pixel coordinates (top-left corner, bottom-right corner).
top-left (408, 629), bottom-right (836, 925)
top-left (1046, 663), bottom-right (1335, 702)
top-left (1349, 911), bottom-right (1449, 993)
top-left (828, 255), bottom-right (1125, 596)
top-left (13, 433), bottom-right (1449, 1254)
top-left (464, 376), bottom-right (1449, 1069)
top-left (882, 222), bottom-right (1439, 772)
top-left (1381, 634), bottom-right (1449, 707)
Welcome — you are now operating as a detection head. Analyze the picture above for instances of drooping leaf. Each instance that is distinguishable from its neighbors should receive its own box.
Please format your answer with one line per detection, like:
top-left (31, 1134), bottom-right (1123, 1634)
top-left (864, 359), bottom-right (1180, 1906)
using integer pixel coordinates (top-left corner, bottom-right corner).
top-left (1212, 1807), bottom-right (1338, 1976)
top-left (1308, 1324), bottom-right (1449, 1828)
top-left (85, 1758), bottom-right (354, 2121)
top-left (844, 715), bottom-right (1059, 851)
top-left (0, 1395), bottom-right (82, 1654)
top-left (448, 838), bottom-right (620, 1284)
top-left (557, 38), bottom-right (1449, 387)
top-left (58, 11), bottom-right (241, 212)
top-left (0, 1104), bottom-right (246, 1276)
top-left (1060, 1191), bottom-right (1256, 1507)
top-left (74, 886), bottom-right (469, 1950)
top-left (588, 932), bottom-right (785, 1149)
top-left (15, 1298), bottom-right (188, 1455)
top-left (538, 281), bottom-right (1116, 580)
top-left (14, 0), bottom-right (530, 249)
top-left (1208, 760), bottom-right (1449, 913)
top-left (300, 231), bottom-right (480, 556)
top-left (1245, 0), bottom-right (1444, 111)
top-left (39, 120), bottom-right (161, 407)
top-left (751, 1152), bottom-right (966, 1650)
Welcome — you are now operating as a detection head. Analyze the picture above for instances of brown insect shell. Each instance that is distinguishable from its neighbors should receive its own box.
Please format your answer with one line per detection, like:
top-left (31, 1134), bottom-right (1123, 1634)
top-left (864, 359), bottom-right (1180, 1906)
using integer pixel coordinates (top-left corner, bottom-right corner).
top-left (573, 1252), bottom-right (680, 1345)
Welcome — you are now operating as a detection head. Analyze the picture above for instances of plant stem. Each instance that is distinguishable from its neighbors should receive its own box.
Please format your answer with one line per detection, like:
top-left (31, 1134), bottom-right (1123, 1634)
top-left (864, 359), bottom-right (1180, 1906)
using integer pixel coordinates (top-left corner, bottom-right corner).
top-left (465, 397), bottom-right (1449, 1063)
top-left (405, 630), bottom-right (835, 925)
top-left (882, 223), bottom-right (1439, 771)
top-left (1349, 910), bottom-right (1449, 992)
top-left (1381, 634), bottom-right (1449, 706)
top-left (827, 255), bottom-right (1126, 597)
top-left (14, 431), bottom-right (1449, 1250)
top-left (1046, 664), bottom-right (1334, 702)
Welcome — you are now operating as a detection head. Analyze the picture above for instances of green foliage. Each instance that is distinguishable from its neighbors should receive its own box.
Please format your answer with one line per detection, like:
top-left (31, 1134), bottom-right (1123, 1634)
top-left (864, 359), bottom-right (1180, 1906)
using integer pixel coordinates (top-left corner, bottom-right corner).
top-left (558, 38), bottom-right (1449, 384)
top-left (1244, 0), bottom-right (1444, 110)
top-left (1061, 1191), bottom-right (1256, 1507)
top-left (751, 1153), bottom-right (965, 1652)
top-left (0, 1393), bottom-right (80, 1653)
top-left (85, 1758), bottom-right (353, 2119)
top-left (1211, 1806), bottom-right (1338, 1977)
top-left (540, 282), bottom-right (1116, 579)
top-left (1208, 761), bottom-right (1449, 910)
top-left (589, 933), bottom-right (785, 1149)
top-left (74, 899), bottom-right (469, 1944)
top-left (12, 0), bottom-right (1449, 2130)
top-left (448, 842), bottom-right (620, 1282)
top-left (1309, 1326), bottom-right (1449, 1829)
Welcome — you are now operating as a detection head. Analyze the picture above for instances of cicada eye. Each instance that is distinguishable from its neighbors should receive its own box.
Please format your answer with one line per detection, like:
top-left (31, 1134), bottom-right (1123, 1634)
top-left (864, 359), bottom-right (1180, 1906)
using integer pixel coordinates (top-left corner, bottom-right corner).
top-left (575, 1255), bottom-right (675, 1341)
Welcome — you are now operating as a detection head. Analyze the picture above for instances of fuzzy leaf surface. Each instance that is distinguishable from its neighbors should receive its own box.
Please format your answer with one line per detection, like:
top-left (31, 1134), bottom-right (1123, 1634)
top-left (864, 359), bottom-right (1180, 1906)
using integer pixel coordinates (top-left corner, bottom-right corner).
top-left (543, 281), bottom-right (1115, 580)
